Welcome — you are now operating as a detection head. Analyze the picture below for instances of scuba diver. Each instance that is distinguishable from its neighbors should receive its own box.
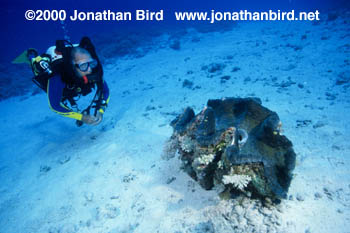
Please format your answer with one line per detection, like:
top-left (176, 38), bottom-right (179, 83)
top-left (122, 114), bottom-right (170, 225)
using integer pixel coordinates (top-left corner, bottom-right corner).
top-left (13, 37), bottom-right (110, 126)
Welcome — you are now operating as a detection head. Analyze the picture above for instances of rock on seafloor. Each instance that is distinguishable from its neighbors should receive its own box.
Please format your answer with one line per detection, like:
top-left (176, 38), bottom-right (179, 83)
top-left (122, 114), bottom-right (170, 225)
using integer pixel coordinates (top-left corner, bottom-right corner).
top-left (168, 97), bottom-right (296, 202)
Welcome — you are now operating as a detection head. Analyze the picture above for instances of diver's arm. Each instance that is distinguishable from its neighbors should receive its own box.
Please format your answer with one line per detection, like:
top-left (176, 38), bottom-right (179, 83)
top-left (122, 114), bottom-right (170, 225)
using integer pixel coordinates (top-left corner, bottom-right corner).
top-left (47, 75), bottom-right (83, 121)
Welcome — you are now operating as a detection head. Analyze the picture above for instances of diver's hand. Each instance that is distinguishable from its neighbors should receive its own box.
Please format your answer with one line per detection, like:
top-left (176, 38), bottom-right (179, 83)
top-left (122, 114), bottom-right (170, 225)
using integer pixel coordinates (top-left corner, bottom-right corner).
top-left (81, 112), bottom-right (103, 126)
top-left (82, 114), bottom-right (99, 125)
top-left (91, 112), bottom-right (103, 126)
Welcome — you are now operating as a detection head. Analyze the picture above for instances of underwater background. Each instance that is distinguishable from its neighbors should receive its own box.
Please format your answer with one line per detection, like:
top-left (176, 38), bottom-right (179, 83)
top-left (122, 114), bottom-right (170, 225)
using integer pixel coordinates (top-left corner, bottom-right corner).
top-left (1, 0), bottom-right (348, 62)
top-left (0, 0), bottom-right (350, 232)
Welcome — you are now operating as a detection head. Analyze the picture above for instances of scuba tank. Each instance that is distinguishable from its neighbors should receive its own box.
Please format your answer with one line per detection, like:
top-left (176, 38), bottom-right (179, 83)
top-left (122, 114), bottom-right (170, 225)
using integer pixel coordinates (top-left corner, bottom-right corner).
top-left (45, 44), bottom-right (77, 62)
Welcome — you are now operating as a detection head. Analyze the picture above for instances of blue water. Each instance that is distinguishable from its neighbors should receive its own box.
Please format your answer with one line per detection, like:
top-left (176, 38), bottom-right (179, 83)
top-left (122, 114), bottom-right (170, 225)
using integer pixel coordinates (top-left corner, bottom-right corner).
top-left (1, 0), bottom-right (348, 63)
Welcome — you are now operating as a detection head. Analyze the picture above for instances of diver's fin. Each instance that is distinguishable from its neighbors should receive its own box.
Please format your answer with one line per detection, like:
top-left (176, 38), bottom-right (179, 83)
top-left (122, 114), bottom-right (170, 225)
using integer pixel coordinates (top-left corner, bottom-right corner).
top-left (12, 48), bottom-right (37, 64)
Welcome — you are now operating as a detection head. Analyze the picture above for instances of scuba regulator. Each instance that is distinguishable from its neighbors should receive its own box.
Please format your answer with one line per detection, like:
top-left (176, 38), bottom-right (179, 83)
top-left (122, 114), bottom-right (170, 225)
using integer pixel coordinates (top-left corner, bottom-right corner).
top-left (28, 49), bottom-right (53, 76)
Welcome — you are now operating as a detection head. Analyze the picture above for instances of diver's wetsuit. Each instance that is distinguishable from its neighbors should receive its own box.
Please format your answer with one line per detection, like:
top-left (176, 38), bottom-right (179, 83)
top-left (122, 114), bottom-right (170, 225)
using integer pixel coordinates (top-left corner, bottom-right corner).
top-left (47, 74), bottom-right (110, 120)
